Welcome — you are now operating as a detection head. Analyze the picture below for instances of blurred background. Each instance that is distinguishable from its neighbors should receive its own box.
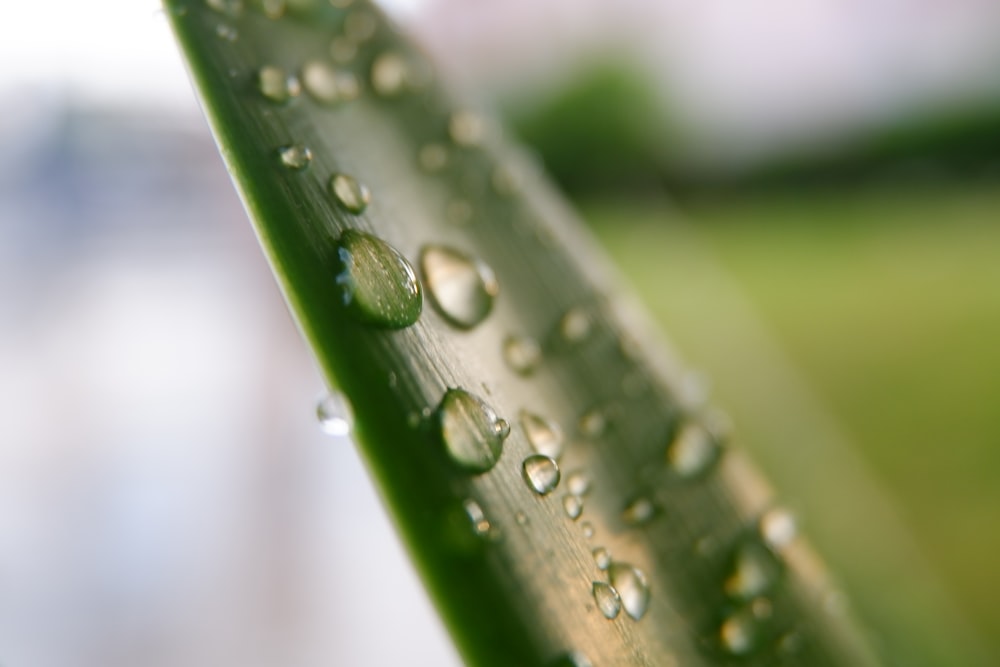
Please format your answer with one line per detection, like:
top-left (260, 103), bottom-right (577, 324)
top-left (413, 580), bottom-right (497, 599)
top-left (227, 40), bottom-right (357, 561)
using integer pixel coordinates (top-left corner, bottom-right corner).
top-left (1, 0), bottom-right (998, 665)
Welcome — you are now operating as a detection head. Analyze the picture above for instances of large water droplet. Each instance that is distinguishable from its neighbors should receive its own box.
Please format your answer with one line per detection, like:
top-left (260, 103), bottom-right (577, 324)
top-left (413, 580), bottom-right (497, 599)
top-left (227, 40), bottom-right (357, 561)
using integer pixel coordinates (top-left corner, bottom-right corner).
top-left (302, 60), bottom-right (359, 104)
top-left (437, 388), bottom-right (507, 473)
top-left (724, 542), bottom-right (782, 601)
top-left (622, 496), bottom-right (657, 526)
top-left (522, 454), bottom-right (560, 495)
top-left (608, 562), bottom-right (650, 620)
top-left (502, 335), bottom-right (541, 375)
top-left (258, 66), bottom-right (300, 103)
top-left (592, 582), bottom-right (621, 619)
top-left (316, 392), bottom-right (353, 437)
top-left (334, 230), bottom-right (421, 328)
top-left (666, 421), bottom-right (721, 477)
top-left (562, 494), bottom-right (583, 520)
top-left (420, 245), bottom-right (498, 329)
top-left (520, 410), bottom-right (563, 458)
top-left (278, 143), bottom-right (312, 170)
top-left (592, 547), bottom-right (611, 570)
top-left (330, 174), bottom-right (371, 213)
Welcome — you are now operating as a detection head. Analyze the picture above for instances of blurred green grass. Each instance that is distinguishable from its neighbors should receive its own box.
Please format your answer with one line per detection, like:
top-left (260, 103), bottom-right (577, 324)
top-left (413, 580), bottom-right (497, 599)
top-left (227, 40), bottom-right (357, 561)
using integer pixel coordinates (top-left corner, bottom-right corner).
top-left (583, 184), bottom-right (1000, 657)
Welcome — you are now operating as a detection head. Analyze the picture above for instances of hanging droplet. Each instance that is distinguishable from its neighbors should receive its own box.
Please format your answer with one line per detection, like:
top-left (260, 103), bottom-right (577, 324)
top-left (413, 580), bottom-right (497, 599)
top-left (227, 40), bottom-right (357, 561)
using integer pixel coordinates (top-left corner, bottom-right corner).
top-left (278, 143), bottom-right (312, 170)
top-left (370, 52), bottom-right (409, 97)
top-left (724, 542), bottom-right (782, 601)
top-left (522, 455), bottom-right (560, 495)
top-left (463, 498), bottom-right (492, 538)
top-left (334, 230), bottom-right (422, 328)
top-left (436, 388), bottom-right (508, 474)
top-left (520, 410), bottom-right (563, 459)
top-left (502, 335), bottom-right (541, 375)
top-left (566, 470), bottom-right (592, 496)
top-left (560, 306), bottom-right (592, 343)
top-left (330, 173), bottom-right (371, 214)
top-left (608, 562), bottom-right (650, 620)
top-left (449, 111), bottom-right (486, 147)
top-left (592, 547), bottom-right (611, 570)
top-left (316, 392), bottom-right (353, 437)
top-left (562, 494), bottom-right (583, 520)
top-left (760, 507), bottom-right (797, 551)
top-left (592, 582), bottom-right (621, 619)
top-left (420, 245), bottom-right (498, 329)
top-left (666, 421), bottom-right (721, 478)
top-left (302, 60), bottom-right (359, 105)
top-left (622, 496), bottom-right (657, 526)
top-left (419, 143), bottom-right (448, 172)
top-left (258, 66), bottom-right (300, 103)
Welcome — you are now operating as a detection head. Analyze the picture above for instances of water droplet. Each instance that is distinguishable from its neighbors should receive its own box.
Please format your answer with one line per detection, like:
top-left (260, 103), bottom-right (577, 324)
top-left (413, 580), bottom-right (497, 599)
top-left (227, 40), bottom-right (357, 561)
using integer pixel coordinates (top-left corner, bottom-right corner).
top-left (206, 0), bottom-right (243, 16)
top-left (302, 60), bottom-right (359, 105)
top-left (437, 388), bottom-right (507, 473)
top-left (329, 37), bottom-right (357, 63)
top-left (592, 582), bottom-right (621, 619)
top-left (724, 542), bottom-right (782, 601)
top-left (515, 511), bottom-right (528, 526)
top-left (420, 245), bottom-right (498, 329)
top-left (592, 547), bottom-right (611, 570)
top-left (334, 230), bottom-right (422, 328)
top-left (370, 51), bottom-right (411, 97)
top-left (581, 521), bottom-right (595, 539)
top-left (565, 470), bottom-right (591, 496)
top-left (562, 494), bottom-right (583, 520)
top-left (260, 0), bottom-right (286, 18)
top-left (549, 652), bottom-right (593, 667)
top-left (449, 111), bottom-right (486, 147)
top-left (720, 609), bottom-right (759, 656)
top-left (495, 418), bottom-right (511, 439)
top-left (344, 9), bottom-right (377, 42)
top-left (418, 143), bottom-right (448, 172)
top-left (502, 335), bottom-right (541, 375)
top-left (330, 173), bottom-right (371, 213)
top-left (215, 23), bottom-right (238, 41)
top-left (578, 408), bottom-right (606, 438)
top-left (278, 143), bottom-right (312, 170)
top-left (463, 498), bottom-right (491, 538)
top-left (622, 496), bottom-right (657, 526)
top-left (608, 562), bottom-right (650, 620)
top-left (760, 507), bottom-right (797, 550)
top-left (666, 421), bottom-right (721, 477)
top-left (258, 66), bottom-right (300, 103)
top-left (560, 307), bottom-right (592, 343)
top-left (316, 392), bottom-right (352, 437)
top-left (520, 411), bottom-right (563, 458)
top-left (522, 455), bottom-right (560, 495)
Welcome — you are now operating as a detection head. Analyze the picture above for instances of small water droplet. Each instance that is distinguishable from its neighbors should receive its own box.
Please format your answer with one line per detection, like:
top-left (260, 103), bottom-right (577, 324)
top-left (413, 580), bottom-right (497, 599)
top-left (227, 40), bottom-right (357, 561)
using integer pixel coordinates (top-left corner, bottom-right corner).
top-left (562, 494), bottom-right (583, 520)
top-left (724, 542), bottom-right (782, 601)
top-left (316, 392), bottom-right (352, 436)
top-left (330, 173), bottom-right (371, 213)
top-left (329, 37), bottom-right (357, 63)
top-left (420, 245), bottom-right (498, 329)
top-left (278, 143), bottom-right (312, 170)
top-left (260, 0), bottom-right (286, 18)
top-left (334, 230), bottom-right (422, 328)
top-left (418, 143), bottom-right (448, 172)
top-left (592, 581), bottom-right (621, 619)
top-left (302, 60), bottom-right (359, 104)
top-left (622, 496), bottom-right (657, 526)
top-left (522, 455), bottom-right (560, 495)
top-left (720, 609), bottom-right (759, 656)
top-left (206, 0), bottom-right (243, 16)
top-left (578, 408), bottom-right (606, 438)
top-left (520, 411), bottom-right (563, 458)
top-left (463, 498), bottom-right (491, 538)
top-left (609, 562), bottom-right (650, 620)
top-left (581, 521), bottom-right (595, 539)
top-left (549, 651), bottom-right (593, 667)
top-left (666, 421), bottom-right (721, 477)
top-left (344, 9), bottom-right (377, 42)
top-left (494, 418), bottom-right (511, 439)
top-left (760, 507), bottom-right (797, 551)
top-left (215, 23), bottom-right (239, 41)
top-left (592, 547), bottom-right (611, 570)
top-left (502, 335), bottom-right (541, 375)
top-left (565, 470), bottom-right (591, 496)
top-left (437, 388), bottom-right (507, 473)
top-left (257, 66), bottom-right (300, 103)
top-left (449, 111), bottom-right (486, 147)
top-left (560, 306), bottom-right (592, 343)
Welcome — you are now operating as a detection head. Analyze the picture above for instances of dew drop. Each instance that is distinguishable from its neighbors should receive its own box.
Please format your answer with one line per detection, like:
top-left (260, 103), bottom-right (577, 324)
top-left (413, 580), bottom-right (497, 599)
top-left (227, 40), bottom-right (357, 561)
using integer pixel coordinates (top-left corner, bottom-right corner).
top-left (592, 547), bottom-right (611, 570)
top-left (371, 52), bottom-right (410, 97)
top-left (608, 562), bottom-right (650, 620)
top-left (566, 470), bottom-right (592, 496)
top-left (562, 494), bottom-right (583, 520)
top-left (418, 143), bottom-right (449, 172)
top-left (581, 521), bottom-right (595, 539)
top-left (277, 143), bottom-right (312, 170)
top-left (449, 111), bottom-right (486, 147)
top-left (592, 581), bottom-right (621, 619)
top-left (720, 609), bottom-right (759, 656)
top-left (502, 335), bottom-right (541, 375)
top-left (334, 230), bottom-right (422, 328)
top-left (760, 507), bottom-right (797, 550)
top-left (206, 0), bottom-right (243, 16)
top-left (257, 66), bottom-right (300, 103)
top-left (436, 388), bottom-right (507, 473)
top-left (522, 454), bottom-right (560, 495)
top-left (667, 421), bottom-right (721, 477)
top-left (420, 245), bottom-right (498, 329)
top-left (316, 392), bottom-right (353, 437)
top-left (463, 498), bottom-right (491, 538)
top-left (330, 173), bottom-right (371, 213)
top-left (520, 410), bottom-right (563, 458)
top-left (215, 23), bottom-right (238, 41)
top-left (560, 306), bottom-right (592, 343)
top-left (724, 542), bottom-right (782, 601)
top-left (622, 496), bottom-right (657, 526)
top-left (301, 61), bottom-right (359, 105)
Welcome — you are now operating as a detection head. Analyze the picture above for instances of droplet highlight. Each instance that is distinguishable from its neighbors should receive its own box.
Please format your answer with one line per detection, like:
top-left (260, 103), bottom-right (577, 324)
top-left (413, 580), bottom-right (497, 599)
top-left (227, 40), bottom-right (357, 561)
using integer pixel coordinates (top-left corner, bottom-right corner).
top-left (437, 388), bottom-right (507, 474)
top-left (420, 245), bottom-right (498, 329)
top-left (522, 455), bottom-right (560, 495)
top-left (316, 392), bottom-right (353, 437)
top-left (334, 230), bottom-right (421, 328)
top-left (592, 582), bottom-right (621, 619)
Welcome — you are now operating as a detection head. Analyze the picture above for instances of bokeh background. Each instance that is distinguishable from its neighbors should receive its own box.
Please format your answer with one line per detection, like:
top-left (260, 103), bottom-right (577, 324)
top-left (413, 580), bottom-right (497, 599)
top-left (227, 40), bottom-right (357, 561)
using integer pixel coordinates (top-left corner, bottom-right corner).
top-left (1, 0), bottom-right (998, 665)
